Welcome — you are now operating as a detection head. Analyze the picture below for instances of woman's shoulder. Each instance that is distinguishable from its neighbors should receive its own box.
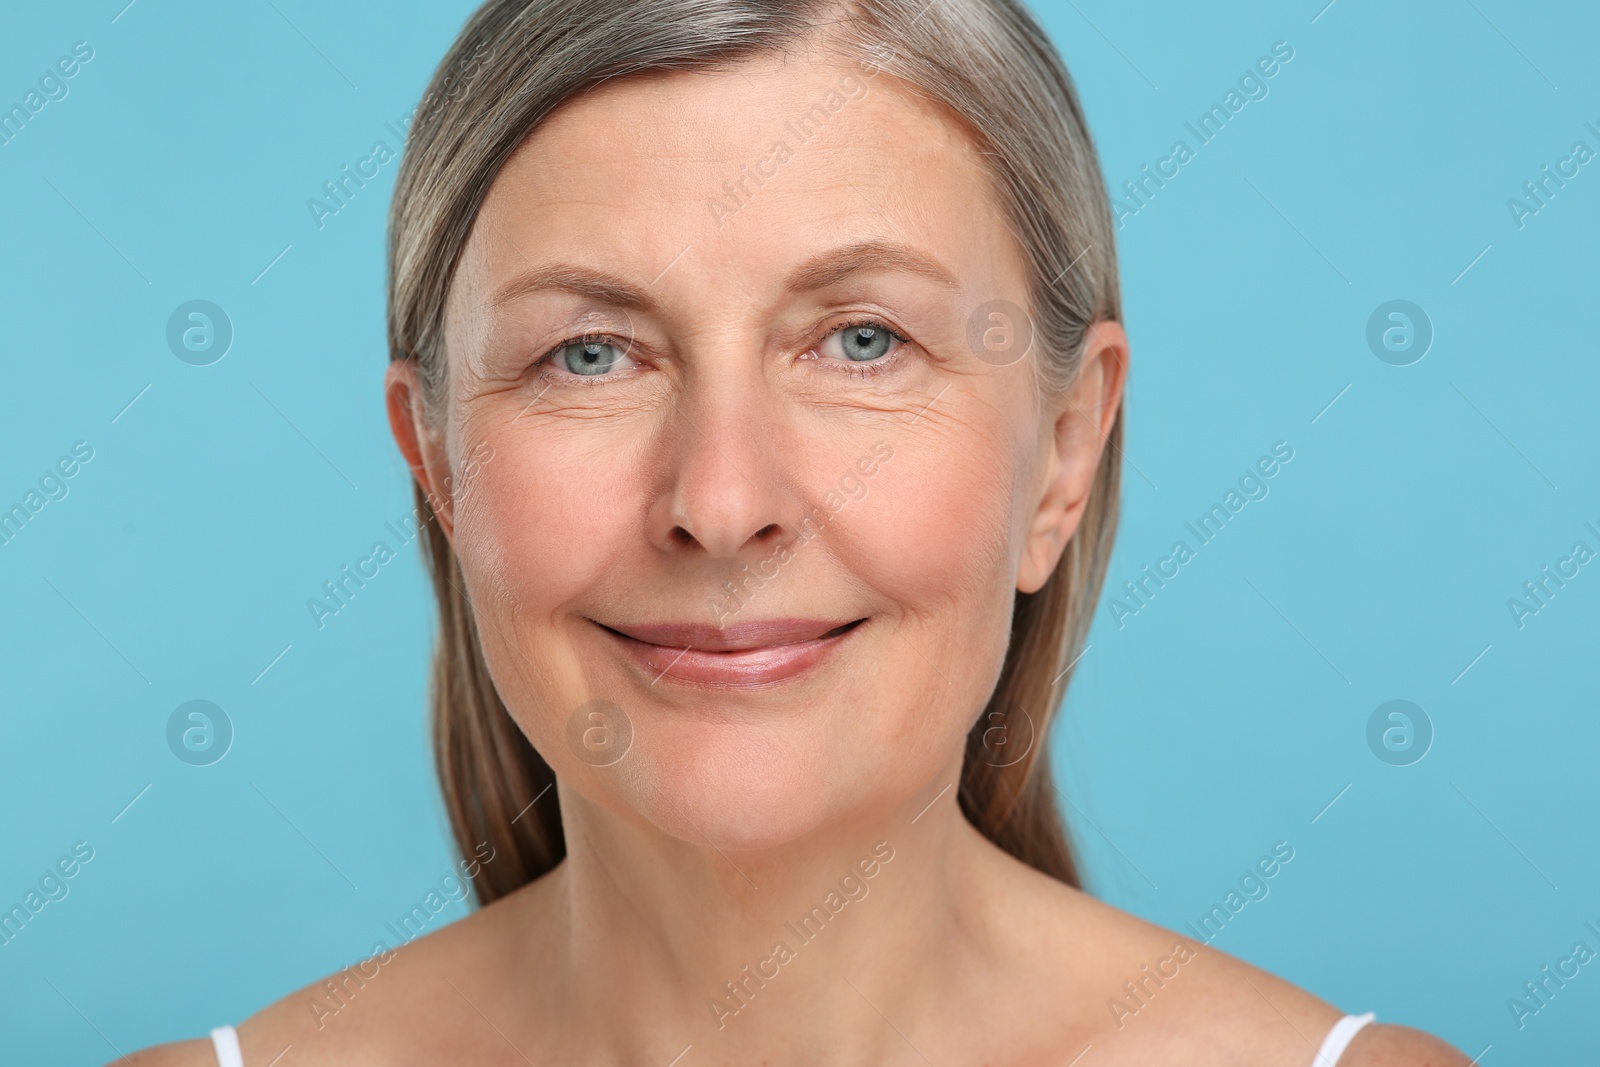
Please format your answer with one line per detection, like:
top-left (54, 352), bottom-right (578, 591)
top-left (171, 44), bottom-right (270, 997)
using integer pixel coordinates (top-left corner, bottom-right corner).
top-left (989, 854), bottom-right (1469, 1065)
top-left (257, 882), bottom-right (542, 1067)
top-left (113, 875), bottom-right (543, 1067)
top-left (1338, 1024), bottom-right (1473, 1066)
top-left (107, 1039), bottom-right (219, 1066)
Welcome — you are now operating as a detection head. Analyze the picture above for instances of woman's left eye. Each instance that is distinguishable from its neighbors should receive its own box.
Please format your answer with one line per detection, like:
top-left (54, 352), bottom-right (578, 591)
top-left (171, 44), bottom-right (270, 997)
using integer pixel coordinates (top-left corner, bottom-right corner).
top-left (535, 334), bottom-right (639, 381)
top-left (816, 321), bottom-right (906, 365)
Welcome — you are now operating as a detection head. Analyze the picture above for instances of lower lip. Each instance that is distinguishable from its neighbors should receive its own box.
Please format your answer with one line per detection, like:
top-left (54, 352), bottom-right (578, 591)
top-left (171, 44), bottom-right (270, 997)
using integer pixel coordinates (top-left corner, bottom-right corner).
top-left (602, 622), bottom-right (863, 688)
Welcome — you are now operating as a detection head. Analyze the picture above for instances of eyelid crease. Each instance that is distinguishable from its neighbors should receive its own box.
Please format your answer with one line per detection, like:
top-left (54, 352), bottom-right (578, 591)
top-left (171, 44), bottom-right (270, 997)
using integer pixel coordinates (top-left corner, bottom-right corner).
top-left (805, 314), bottom-right (912, 359)
top-left (531, 312), bottom-right (921, 385)
top-left (543, 330), bottom-right (636, 356)
top-left (832, 316), bottom-right (912, 345)
top-left (798, 316), bottom-right (917, 381)
top-left (534, 332), bottom-right (645, 383)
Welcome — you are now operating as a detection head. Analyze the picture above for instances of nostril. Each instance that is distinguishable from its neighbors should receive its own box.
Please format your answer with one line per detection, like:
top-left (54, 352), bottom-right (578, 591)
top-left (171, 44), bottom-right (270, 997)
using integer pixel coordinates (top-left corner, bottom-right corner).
top-left (671, 526), bottom-right (695, 545)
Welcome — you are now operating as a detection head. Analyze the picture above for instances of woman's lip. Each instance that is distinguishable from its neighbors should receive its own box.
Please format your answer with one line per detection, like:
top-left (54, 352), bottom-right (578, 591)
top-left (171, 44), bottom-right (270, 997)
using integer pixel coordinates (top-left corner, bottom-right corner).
top-left (595, 617), bottom-right (866, 687)
top-left (598, 617), bottom-right (861, 652)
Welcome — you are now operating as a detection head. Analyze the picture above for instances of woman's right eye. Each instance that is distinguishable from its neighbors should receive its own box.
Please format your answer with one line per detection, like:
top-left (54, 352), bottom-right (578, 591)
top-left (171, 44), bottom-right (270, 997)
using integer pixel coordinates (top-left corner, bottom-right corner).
top-left (545, 337), bottom-right (635, 378)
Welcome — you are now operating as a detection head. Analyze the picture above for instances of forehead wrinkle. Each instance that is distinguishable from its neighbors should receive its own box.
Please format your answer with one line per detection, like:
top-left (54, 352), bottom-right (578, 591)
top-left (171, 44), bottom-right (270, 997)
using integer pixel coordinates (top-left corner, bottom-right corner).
top-left (783, 239), bottom-right (961, 294)
top-left (486, 264), bottom-right (658, 315)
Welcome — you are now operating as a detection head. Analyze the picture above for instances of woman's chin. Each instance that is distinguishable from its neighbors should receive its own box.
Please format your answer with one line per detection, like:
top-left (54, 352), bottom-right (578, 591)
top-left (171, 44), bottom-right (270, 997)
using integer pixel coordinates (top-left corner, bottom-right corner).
top-left (605, 728), bottom-right (875, 854)
top-left (645, 791), bottom-right (828, 854)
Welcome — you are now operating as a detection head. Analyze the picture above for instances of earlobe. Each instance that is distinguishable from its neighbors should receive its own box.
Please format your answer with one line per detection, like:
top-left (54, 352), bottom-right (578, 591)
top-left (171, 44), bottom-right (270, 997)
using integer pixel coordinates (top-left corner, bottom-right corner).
top-left (384, 360), bottom-right (455, 539)
top-left (1015, 320), bottom-right (1128, 594)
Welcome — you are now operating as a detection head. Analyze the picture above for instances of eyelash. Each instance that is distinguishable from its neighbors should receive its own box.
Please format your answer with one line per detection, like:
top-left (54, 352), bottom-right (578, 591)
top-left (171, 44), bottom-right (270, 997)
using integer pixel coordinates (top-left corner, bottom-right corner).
top-left (532, 317), bottom-right (914, 382)
top-left (533, 333), bottom-right (638, 385)
top-left (805, 317), bottom-right (913, 379)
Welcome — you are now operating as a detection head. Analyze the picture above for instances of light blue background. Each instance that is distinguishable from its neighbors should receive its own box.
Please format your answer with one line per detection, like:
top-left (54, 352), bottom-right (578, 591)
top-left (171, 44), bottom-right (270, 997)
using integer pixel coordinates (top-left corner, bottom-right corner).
top-left (3, 1), bottom-right (1596, 1062)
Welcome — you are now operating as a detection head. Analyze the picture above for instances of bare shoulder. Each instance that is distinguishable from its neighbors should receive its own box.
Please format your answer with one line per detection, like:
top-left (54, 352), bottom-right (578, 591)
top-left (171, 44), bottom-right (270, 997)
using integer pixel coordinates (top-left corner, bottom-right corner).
top-left (237, 879), bottom-right (545, 1066)
top-left (1342, 1024), bottom-right (1473, 1065)
top-left (975, 842), bottom-right (1462, 1065)
top-left (104, 1039), bottom-right (218, 1066)
top-left (983, 844), bottom-right (1331, 1002)
top-left (117, 872), bottom-right (550, 1067)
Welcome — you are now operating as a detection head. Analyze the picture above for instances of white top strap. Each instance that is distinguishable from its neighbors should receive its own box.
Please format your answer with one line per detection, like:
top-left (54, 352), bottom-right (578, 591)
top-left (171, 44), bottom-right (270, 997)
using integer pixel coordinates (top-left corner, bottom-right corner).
top-left (1310, 1012), bottom-right (1375, 1066)
top-left (209, 1025), bottom-right (244, 1067)
top-left (198, 1011), bottom-right (1369, 1066)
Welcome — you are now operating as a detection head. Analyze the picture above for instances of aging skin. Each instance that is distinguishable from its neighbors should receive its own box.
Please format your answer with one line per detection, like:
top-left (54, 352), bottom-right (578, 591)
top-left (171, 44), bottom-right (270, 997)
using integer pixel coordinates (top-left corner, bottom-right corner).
top-left (126, 44), bottom-right (1466, 1067)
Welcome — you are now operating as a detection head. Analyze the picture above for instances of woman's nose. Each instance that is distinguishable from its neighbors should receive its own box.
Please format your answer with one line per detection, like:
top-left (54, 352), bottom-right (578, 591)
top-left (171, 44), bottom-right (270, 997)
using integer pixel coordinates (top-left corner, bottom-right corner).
top-left (647, 374), bottom-right (802, 561)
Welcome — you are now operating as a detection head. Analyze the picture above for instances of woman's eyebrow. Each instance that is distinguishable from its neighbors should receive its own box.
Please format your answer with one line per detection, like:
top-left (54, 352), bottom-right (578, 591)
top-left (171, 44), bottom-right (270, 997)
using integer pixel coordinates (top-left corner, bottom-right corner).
top-left (488, 264), bottom-right (653, 312)
top-left (785, 240), bottom-right (961, 293)
top-left (485, 239), bottom-right (960, 313)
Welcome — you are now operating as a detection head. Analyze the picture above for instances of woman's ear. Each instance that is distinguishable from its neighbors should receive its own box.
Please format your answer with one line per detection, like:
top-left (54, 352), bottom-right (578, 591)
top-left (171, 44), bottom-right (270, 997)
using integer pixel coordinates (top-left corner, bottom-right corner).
top-left (1016, 320), bottom-right (1128, 594)
top-left (385, 359), bottom-right (457, 540)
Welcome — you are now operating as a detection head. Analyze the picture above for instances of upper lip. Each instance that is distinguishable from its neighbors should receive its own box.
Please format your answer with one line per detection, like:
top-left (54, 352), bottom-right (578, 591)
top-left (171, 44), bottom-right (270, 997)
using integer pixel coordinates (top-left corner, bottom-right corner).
top-left (595, 617), bottom-right (864, 652)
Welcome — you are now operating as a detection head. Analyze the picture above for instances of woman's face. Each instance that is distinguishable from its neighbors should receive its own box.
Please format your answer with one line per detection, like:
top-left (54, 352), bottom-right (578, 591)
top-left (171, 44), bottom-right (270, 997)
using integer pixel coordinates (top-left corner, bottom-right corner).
top-left (390, 47), bottom-right (1123, 850)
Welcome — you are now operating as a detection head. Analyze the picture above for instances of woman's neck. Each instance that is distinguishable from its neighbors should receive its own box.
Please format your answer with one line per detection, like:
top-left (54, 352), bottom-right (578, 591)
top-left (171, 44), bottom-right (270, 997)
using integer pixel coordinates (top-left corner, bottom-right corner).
top-left (531, 760), bottom-right (1006, 1064)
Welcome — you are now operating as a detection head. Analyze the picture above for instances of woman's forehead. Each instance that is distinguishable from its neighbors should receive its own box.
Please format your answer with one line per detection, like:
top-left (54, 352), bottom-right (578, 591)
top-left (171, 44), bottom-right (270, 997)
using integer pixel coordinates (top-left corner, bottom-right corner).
top-left (452, 52), bottom-right (1022, 314)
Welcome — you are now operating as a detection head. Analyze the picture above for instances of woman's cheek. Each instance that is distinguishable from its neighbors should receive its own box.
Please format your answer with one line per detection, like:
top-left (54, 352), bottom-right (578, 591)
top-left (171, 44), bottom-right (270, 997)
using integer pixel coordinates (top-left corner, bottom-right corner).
top-left (447, 445), bottom-right (621, 737)
top-left (460, 424), bottom-right (656, 606)
top-left (449, 446), bottom-right (572, 608)
top-left (832, 434), bottom-right (1020, 741)
top-left (852, 435), bottom-right (1018, 614)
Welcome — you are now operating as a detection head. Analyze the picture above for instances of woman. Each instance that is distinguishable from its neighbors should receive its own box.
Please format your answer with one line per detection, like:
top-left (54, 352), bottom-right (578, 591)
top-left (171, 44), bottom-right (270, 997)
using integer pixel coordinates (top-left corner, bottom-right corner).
top-left (130, 0), bottom-right (1468, 1063)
